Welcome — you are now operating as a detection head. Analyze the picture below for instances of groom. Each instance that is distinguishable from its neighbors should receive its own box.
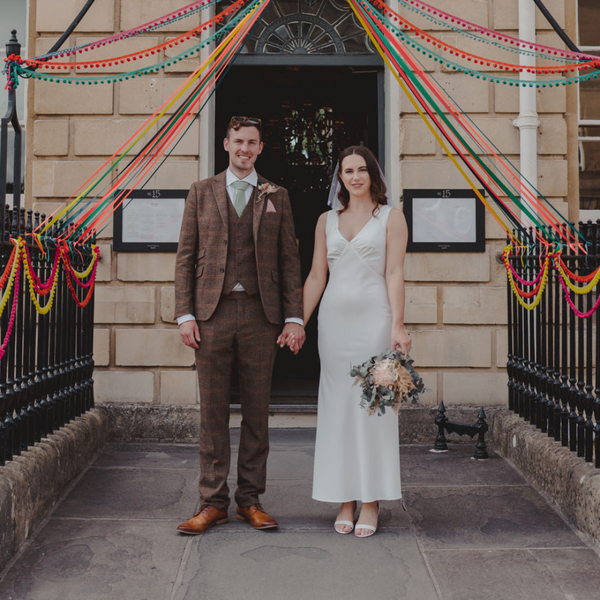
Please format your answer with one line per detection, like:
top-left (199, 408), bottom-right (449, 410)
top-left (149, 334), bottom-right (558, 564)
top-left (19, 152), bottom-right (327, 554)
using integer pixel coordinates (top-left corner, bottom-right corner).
top-left (174, 116), bottom-right (305, 534)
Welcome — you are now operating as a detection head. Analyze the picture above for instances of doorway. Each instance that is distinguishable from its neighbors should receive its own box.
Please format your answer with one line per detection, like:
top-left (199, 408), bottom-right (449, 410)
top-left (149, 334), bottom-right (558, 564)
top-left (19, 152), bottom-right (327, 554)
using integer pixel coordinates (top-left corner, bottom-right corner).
top-left (215, 65), bottom-right (383, 398)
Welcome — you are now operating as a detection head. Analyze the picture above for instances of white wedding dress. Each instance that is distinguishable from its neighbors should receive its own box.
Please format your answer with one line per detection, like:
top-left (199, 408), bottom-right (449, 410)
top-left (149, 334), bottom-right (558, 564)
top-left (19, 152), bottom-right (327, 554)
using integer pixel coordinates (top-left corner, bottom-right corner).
top-left (312, 204), bottom-right (402, 503)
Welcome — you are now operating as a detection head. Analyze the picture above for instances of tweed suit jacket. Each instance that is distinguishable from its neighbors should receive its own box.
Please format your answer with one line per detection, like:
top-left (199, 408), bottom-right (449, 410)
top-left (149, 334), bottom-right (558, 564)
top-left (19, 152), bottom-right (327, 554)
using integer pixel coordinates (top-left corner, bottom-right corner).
top-left (174, 170), bottom-right (303, 325)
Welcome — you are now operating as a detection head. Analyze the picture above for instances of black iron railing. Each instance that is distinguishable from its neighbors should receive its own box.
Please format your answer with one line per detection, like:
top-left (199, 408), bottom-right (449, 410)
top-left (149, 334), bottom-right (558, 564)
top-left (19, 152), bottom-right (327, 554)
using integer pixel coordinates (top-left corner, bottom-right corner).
top-left (506, 223), bottom-right (600, 468)
top-left (0, 31), bottom-right (96, 466)
top-left (0, 211), bottom-right (96, 466)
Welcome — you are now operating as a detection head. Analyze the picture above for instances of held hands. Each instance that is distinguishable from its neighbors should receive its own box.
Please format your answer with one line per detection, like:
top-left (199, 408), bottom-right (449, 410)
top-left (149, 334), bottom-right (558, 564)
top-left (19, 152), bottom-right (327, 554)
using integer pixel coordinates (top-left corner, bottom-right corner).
top-left (180, 320), bottom-right (201, 349)
top-left (392, 326), bottom-right (411, 355)
top-left (277, 323), bottom-right (306, 355)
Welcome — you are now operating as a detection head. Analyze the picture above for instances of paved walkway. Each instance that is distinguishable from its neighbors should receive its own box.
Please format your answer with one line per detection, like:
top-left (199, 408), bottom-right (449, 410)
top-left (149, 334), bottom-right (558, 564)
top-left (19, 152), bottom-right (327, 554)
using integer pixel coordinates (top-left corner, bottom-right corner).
top-left (1, 429), bottom-right (600, 600)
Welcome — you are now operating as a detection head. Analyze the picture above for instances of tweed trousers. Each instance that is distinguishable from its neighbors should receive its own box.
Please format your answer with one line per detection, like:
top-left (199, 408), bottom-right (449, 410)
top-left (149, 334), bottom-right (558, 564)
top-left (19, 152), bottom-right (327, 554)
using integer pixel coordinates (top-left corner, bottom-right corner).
top-left (195, 292), bottom-right (280, 510)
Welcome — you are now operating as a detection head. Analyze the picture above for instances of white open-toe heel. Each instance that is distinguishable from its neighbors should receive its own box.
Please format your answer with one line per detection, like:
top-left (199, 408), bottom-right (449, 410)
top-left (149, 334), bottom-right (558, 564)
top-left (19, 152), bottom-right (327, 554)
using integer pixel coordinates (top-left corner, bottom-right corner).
top-left (334, 501), bottom-right (356, 534)
top-left (355, 502), bottom-right (379, 538)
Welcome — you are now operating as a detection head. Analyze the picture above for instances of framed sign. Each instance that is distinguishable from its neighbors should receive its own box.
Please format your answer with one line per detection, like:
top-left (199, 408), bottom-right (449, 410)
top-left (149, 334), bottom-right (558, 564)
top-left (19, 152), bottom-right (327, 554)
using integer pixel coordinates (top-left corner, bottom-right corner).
top-left (403, 189), bottom-right (486, 252)
top-left (113, 189), bottom-right (187, 252)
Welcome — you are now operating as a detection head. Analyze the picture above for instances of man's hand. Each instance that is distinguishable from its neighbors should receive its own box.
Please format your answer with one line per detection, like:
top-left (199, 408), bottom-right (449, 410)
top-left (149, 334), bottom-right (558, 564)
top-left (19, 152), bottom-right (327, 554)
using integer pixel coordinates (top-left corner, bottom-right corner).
top-left (276, 323), bottom-right (306, 355)
top-left (180, 320), bottom-right (201, 349)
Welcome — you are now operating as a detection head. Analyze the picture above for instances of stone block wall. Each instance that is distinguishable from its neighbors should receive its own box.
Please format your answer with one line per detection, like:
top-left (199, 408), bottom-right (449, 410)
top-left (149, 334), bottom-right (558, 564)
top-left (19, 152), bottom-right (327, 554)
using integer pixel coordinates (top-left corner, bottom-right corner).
top-left (395, 0), bottom-right (575, 407)
top-left (28, 0), bottom-right (201, 409)
top-left (25, 0), bottom-right (577, 411)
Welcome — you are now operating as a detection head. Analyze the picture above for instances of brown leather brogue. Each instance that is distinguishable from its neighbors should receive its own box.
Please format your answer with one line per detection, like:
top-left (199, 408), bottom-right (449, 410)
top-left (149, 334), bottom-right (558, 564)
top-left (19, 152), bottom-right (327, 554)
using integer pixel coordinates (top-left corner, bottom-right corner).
top-left (177, 505), bottom-right (228, 535)
top-left (236, 503), bottom-right (278, 530)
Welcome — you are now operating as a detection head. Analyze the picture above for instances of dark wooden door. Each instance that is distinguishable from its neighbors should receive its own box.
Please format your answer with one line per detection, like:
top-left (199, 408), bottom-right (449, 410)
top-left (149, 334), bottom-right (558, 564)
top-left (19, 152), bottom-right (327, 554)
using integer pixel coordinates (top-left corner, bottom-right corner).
top-left (215, 65), bottom-right (382, 398)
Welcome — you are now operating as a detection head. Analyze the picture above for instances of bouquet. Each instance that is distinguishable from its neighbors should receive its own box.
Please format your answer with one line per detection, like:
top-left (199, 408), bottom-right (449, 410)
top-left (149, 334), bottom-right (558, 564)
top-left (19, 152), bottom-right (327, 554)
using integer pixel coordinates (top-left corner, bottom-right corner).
top-left (350, 349), bottom-right (425, 416)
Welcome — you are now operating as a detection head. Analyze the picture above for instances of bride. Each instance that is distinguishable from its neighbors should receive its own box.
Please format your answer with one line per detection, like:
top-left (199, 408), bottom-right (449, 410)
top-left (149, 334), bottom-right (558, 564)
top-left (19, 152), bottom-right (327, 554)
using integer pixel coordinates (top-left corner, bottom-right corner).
top-left (289, 146), bottom-right (411, 538)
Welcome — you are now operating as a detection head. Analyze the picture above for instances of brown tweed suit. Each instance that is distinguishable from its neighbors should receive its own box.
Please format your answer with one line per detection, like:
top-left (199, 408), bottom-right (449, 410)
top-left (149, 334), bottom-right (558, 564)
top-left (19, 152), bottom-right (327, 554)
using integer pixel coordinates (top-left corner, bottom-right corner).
top-left (174, 170), bottom-right (303, 510)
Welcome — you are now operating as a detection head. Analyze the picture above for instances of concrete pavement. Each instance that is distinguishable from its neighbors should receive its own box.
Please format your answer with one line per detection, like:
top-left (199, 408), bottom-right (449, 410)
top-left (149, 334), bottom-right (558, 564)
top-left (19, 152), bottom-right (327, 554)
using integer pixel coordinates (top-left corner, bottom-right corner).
top-left (1, 429), bottom-right (599, 600)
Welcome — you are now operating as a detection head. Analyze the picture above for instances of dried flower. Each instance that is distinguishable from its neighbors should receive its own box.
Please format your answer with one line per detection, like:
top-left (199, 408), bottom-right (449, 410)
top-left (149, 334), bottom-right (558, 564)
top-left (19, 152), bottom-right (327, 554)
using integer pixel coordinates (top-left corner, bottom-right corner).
top-left (257, 182), bottom-right (278, 202)
top-left (350, 349), bottom-right (426, 417)
top-left (372, 359), bottom-right (397, 387)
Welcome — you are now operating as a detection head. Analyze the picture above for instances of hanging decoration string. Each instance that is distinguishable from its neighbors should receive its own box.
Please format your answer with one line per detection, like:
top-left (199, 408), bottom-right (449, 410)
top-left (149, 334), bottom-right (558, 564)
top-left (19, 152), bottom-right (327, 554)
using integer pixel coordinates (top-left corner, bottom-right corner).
top-left (350, 0), bottom-right (584, 249)
top-left (0, 251), bottom-right (21, 361)
top-left (394, 0), bottom-right (596, 60)
top-left (32, 0), bottom-right (270, 244)
top-left (72, 1), bottom-right (263, 244)
top-left (33, 0), bottom-right (224, 61)
top-left (0, 240), bottom-right (21, 318)
top-left (35, 0), bottom-right (260, 236)
top-left (9, 0), bottom-right (250, 88)
top-left (503, 249), bottom-right (551, 310)
top-left (349, 0), bottom-right (541, 242)
top-left (22, 0), bottom-right (246, 71)
top-left (370, 0), bottom-right (600, 75)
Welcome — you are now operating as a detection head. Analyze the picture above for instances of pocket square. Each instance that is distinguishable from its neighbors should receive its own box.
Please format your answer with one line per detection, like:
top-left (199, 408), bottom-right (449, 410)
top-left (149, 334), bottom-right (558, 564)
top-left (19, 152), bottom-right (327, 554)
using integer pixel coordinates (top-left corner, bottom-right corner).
top-left (266, 199), bottom-right (276, 213)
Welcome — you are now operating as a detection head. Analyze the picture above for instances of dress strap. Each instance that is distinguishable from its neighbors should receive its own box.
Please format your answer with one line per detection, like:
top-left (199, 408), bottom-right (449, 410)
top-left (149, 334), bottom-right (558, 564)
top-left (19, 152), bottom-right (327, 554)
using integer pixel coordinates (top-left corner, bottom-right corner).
top-left (325, 209), bottom-right (338, 236)
top-left (375, 204), bottom-right (393, 227)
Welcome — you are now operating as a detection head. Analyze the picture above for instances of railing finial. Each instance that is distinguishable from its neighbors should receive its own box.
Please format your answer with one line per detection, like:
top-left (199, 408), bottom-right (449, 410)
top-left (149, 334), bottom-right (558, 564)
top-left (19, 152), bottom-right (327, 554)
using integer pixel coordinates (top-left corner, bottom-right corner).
top-left (6, 30), bottom-right (21, 57)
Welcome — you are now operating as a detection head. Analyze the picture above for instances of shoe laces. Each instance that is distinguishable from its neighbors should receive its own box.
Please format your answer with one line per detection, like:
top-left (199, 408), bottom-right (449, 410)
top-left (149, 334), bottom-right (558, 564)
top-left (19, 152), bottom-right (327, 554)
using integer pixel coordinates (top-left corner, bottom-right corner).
top-left (194, 505), bottom-right (213, 518)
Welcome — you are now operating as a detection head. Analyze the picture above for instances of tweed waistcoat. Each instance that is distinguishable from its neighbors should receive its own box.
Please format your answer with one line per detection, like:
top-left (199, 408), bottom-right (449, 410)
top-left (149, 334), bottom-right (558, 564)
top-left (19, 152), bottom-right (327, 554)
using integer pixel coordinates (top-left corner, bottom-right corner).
top-left (222, 197), bottom-right (259, 295)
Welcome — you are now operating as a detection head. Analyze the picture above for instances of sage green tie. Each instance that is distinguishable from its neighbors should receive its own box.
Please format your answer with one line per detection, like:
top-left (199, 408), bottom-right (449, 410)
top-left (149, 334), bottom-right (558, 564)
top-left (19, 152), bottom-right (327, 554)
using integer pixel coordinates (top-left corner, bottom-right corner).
top-left (231, 180), bottom-right (249, 217)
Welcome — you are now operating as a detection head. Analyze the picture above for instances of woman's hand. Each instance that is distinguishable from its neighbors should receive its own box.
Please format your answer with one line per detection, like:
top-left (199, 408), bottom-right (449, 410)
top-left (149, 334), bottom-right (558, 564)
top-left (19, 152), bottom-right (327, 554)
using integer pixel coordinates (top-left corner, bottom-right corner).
top-left (392, 327), bottom-right (411, 355)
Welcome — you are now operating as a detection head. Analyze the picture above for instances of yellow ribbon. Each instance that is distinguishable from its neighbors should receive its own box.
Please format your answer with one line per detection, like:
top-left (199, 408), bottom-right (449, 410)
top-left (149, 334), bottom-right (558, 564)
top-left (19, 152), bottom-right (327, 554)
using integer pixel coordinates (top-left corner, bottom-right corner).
top-left (347, 0), bottom-right (515, 239)
top-left (0, 240), bottom-right (21, 318)
top-left (554, 257), bottom-right (600, 295)
top-left (40, 4), bottom-right (263, 233)
top-left (505, 260), bottom-right (549, 310)
top-left (65, 245), bottom-right (99, 279)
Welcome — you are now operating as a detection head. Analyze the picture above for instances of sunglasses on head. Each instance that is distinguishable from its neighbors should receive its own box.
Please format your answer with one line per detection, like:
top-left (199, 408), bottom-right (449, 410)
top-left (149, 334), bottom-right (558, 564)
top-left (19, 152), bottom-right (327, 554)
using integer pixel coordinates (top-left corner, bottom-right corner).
top-left (230, 116), bottom-right (262, 128)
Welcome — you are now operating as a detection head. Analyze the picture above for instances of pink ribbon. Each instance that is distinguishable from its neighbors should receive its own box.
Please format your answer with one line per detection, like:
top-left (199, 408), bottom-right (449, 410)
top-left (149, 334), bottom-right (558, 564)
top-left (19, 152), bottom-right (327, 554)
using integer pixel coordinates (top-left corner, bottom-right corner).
top-left (0, 259), bottom-right (21, 360)
top-left (556, 271), bottom-right (600, 319)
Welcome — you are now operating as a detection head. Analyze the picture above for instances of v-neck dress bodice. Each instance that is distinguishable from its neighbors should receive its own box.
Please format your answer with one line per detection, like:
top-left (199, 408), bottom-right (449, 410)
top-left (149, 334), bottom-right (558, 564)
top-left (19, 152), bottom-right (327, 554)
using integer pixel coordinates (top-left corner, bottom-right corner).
top-left (326, 207), bottom-right (389, 277)
top-left (313, 205), bottom-right (402, 503)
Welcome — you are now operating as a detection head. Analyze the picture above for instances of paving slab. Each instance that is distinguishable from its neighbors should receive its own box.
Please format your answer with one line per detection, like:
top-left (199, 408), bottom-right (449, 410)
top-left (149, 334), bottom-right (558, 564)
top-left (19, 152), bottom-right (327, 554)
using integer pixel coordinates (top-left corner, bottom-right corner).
top-left (52, 467), bottom-right (200, 521)
top-left (0, 519), bottom-right (187, 600)
top-left (94, 442), bottom-right (199, 470)
top-left (230, 445), bottom-right (315, 481)
top-left (172, 530), bottom-right (438, 600)
top-left (178, 479), bottom-right (412, 531)
top-left (426, 548), bottom-right (600, 600)
top-left (404, 486), bottom-right (585, 550)
top-left (233, 428), bottom-right (317, 447)
top-left (3, 433), bottom-right (600, 600)
top-left (400, 445), bottom-right (527, 487)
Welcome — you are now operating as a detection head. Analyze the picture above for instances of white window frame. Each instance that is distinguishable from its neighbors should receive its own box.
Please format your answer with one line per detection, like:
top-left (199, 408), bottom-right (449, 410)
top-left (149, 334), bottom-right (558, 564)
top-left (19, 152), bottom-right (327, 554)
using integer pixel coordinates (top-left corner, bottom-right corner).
top-left (577, 37), bottom-right (600, 171)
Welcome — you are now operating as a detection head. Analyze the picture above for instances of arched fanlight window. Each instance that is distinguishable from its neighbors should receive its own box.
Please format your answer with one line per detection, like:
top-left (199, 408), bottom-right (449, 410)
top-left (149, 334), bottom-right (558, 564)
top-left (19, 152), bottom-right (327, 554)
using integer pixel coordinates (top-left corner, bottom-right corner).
top-left (222, 0), bottom-right (374, 55)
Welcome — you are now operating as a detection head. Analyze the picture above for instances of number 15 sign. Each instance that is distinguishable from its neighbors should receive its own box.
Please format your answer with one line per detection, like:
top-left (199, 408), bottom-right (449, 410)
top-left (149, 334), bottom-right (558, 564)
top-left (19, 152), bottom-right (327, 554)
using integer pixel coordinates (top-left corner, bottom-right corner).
top-left (402, 188), bottom-right (486, 253)
top-left (114, 189), bottom-right (187, 252)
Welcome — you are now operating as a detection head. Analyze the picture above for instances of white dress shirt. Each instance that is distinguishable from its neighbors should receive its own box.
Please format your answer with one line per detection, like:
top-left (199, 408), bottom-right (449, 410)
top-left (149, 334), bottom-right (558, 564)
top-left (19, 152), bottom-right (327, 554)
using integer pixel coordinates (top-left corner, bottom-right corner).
top-left (177, 168), bottom-right (303, 327)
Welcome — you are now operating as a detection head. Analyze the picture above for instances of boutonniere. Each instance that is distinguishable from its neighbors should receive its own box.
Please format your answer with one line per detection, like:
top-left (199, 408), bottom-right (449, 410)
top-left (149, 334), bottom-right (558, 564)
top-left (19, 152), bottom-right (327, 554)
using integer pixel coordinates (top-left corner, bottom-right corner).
top-left (257, 182), bottom-right (278, 203)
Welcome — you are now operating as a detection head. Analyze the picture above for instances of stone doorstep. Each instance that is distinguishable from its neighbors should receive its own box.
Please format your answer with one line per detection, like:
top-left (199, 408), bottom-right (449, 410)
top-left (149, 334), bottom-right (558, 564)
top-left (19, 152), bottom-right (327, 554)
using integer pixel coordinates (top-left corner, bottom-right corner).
top-left (0, 410), bottom-right (109, 574)
top-left (492, 410), bottom-right (600, 549)
top-left (97, 403), bottom-right (501, 444)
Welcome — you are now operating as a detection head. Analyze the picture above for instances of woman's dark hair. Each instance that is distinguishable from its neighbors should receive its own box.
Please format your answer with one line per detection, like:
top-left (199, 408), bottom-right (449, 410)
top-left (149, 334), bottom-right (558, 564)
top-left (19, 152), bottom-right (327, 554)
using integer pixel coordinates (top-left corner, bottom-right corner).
top-left (335, 146), bottom-right (387, 214)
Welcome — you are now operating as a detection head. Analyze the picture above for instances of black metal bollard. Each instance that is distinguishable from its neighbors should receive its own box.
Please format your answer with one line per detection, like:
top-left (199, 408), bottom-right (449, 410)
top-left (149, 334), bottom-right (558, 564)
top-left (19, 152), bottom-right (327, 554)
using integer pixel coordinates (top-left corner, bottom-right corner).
top-left (432, 402), bottom-right (489, 460)
top-left (434, 401), bottom-right (448, 451)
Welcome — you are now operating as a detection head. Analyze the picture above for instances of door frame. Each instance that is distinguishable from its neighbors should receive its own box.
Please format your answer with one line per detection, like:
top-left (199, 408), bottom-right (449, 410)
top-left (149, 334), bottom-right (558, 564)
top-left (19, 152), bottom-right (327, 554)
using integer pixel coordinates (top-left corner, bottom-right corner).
top-left (198, 0), bottom-right (402, 204)
top-left (218, 55), bottom-right (385, 166)
top-left (199, 54), bottom-right (400, 195)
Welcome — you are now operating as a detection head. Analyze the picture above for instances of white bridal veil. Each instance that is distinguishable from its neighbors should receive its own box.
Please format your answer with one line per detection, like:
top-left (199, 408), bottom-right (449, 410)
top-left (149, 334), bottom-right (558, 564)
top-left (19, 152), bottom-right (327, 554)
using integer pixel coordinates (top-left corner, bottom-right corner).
top-left (327, 161), bottom-right (400, 210)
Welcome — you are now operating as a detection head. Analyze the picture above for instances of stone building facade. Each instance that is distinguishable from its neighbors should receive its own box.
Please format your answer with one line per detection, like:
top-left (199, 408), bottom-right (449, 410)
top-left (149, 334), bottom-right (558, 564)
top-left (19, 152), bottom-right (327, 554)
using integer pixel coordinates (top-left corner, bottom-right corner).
top-left (22, 0), bottom-right (579, 422)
